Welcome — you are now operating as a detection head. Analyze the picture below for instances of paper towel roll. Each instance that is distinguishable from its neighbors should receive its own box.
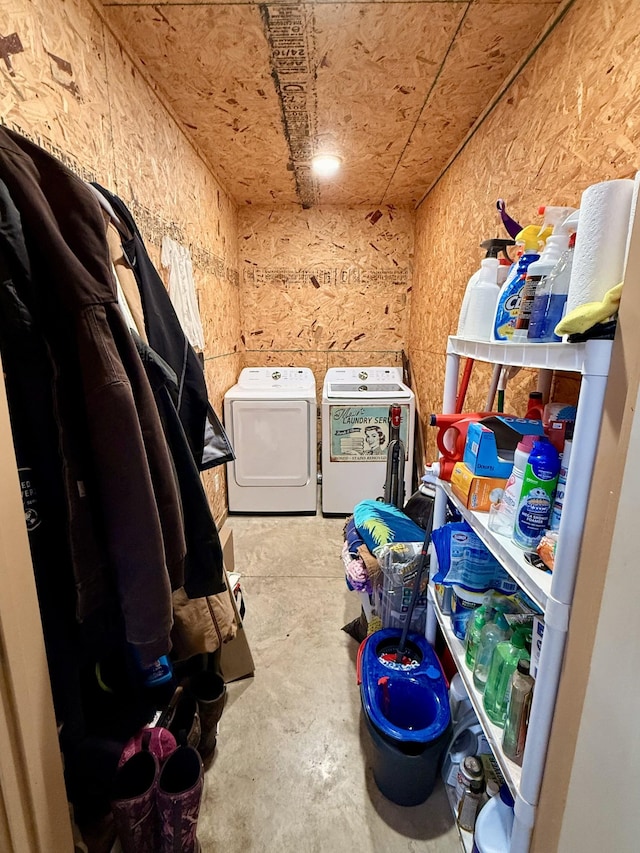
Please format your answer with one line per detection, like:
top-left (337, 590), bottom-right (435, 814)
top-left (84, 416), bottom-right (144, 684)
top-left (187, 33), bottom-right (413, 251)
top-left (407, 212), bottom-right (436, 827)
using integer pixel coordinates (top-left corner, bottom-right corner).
top-left (566, 178), bottom-right (635, 316)
top-left (623, 170), bottom-right (640, 270)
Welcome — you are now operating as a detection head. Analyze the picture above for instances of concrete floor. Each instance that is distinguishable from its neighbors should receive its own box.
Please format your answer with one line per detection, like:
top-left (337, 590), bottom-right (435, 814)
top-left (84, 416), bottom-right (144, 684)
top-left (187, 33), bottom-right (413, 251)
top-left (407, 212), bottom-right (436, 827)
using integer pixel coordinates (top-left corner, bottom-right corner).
top-left (199, 509), bottom-right (461, 853)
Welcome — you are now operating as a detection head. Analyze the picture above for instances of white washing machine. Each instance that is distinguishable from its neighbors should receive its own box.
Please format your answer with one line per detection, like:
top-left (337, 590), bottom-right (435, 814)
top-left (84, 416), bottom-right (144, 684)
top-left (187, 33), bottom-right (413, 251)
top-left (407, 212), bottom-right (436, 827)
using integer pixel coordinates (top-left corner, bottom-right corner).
top-left (321, 366), bottom-right (415, 515)
top-left (224, 367), bottom-right (317, 514)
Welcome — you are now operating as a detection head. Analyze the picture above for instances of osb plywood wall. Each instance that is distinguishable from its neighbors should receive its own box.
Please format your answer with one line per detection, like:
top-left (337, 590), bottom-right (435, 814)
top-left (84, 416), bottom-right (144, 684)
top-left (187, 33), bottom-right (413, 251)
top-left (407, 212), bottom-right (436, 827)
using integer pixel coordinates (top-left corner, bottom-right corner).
top-left (411, 0), bottom-right (639, 462)
top-left (0, 0), bottom-right (241, 521)
top-left (238, 204), bottom-right (413, 397)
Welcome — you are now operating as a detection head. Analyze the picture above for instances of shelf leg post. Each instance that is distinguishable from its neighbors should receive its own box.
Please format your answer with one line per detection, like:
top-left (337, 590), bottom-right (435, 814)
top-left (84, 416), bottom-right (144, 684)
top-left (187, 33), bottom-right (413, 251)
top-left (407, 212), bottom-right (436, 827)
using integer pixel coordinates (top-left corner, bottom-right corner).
top-left (443, 350), bottom-right (460, 415)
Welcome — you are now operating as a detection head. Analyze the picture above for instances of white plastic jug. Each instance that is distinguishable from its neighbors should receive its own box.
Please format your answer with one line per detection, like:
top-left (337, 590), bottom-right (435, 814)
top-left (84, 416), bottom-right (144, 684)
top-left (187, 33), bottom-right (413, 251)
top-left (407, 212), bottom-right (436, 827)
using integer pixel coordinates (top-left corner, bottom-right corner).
top-left (472, 786), bottom-right (515, 853)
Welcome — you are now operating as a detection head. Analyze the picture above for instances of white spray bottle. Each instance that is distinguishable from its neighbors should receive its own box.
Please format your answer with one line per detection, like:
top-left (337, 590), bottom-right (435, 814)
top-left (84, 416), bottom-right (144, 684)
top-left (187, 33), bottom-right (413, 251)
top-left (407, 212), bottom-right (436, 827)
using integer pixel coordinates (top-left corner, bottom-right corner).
top-left (458, 239), bottom-right (515, 338)
top-left (511, 206), bottom-right (576, 342)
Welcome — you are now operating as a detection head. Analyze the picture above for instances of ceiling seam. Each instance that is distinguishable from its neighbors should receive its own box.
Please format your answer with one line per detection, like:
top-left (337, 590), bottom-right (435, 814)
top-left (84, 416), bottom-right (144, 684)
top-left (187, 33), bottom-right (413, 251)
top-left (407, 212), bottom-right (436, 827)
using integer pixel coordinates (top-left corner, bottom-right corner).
top-left (414, 0), bottom-right (578, 210)
top-left (378, 1), bottom-right (472, 206)
top-left (259, 3), bottom-right (319, 208)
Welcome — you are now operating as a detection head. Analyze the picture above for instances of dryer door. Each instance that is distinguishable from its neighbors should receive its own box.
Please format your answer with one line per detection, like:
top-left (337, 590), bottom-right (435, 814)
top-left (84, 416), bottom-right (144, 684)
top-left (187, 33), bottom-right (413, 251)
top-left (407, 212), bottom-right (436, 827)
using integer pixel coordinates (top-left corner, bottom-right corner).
top-left (230, 400), bottom-right (311, 487)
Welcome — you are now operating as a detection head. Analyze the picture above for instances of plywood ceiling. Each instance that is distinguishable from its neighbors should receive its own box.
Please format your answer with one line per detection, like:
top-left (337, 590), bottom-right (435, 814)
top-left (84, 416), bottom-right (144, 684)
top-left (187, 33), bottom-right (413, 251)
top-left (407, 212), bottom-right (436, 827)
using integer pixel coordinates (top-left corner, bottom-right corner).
top-left (102, 0), bottom-right (562, 207)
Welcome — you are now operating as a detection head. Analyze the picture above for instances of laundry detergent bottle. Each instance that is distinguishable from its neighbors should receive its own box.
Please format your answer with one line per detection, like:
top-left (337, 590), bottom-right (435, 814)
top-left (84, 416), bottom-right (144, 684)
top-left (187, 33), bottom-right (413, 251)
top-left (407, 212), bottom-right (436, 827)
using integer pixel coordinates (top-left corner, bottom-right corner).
top-left (458, 239), bottom-right (515, 338)
top-left (512, 206), bottom-right (576, 342)
top-left (492, 225), bottom-right (550, 341)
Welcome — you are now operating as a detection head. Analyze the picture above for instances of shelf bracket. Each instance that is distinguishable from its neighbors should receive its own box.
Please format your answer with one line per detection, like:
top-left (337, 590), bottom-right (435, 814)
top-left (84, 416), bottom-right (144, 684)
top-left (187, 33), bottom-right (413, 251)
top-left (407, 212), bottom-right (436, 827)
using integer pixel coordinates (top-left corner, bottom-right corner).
top-left (544, 595), bottom-right (570, 633)
top-left (514, 792), bottom-right (536, 830)
top-left (510, 794), bottom-right (537, 853)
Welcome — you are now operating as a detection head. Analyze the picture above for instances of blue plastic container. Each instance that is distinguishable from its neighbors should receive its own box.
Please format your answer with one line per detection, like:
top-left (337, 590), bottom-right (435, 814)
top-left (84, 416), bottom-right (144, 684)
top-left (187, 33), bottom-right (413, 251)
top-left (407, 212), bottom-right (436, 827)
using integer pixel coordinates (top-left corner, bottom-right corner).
top-left (359, 629), bottom-right (451, 805)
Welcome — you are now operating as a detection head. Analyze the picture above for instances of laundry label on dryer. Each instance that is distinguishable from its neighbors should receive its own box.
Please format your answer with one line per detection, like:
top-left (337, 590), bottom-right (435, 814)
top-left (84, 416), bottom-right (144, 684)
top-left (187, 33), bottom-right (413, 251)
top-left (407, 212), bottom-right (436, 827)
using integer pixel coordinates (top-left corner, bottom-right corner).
top-left (329, 405), bottom-right (409, 462)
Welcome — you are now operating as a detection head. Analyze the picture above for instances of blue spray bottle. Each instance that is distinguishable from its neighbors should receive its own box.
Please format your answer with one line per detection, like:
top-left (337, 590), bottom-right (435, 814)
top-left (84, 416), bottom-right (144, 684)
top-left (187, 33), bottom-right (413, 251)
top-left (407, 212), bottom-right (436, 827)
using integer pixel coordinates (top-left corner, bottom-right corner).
top-left (492, 225), bottom-right (551, 341)
top-left (527, 232), bottom-right (577, 342)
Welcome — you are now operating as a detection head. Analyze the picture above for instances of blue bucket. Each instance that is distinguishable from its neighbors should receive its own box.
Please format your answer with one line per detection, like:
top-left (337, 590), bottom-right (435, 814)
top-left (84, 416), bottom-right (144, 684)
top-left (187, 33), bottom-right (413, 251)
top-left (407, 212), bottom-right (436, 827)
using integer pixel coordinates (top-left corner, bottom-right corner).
top-left (358, 629), bottom-right (451, 805)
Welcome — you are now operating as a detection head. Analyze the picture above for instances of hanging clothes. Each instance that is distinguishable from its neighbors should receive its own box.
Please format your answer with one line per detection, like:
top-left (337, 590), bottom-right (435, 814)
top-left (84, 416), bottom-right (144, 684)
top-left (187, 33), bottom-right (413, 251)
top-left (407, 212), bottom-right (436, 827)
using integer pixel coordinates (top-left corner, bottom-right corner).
top-left (0, 126), bottom-right (183, 665)
top-left (0, 177), bottom-right (85, 744)
top-left (92, 184), bottom-right (234, 471)
top-left (0, 128), bottom-right (237, 828)
top-left (161, 235), bottom-right (205, 352)
top-left (132, 332), bottom-right (226, 599)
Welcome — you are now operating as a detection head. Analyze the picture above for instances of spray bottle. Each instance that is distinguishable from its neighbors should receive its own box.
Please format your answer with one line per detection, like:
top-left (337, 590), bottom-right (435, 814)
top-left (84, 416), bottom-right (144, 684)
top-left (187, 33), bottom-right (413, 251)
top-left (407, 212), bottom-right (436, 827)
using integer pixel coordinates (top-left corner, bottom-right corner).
top-left (511, 206), bottom-right (576, 342)
top-left (458, 239), bottom-right (515, 338)
top-left (527, 212), bottom-right (578, 342)
top-left (492, 225), bottom-right (551, 341)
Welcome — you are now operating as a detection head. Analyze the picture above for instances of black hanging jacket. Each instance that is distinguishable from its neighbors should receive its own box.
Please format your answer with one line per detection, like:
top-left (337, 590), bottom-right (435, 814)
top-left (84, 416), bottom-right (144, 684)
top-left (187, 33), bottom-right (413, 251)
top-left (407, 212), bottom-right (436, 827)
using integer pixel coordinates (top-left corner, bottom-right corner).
top-left (0, 128), bottom-right (182, 665)
top-left (133, 333), bottom-right (226, 598)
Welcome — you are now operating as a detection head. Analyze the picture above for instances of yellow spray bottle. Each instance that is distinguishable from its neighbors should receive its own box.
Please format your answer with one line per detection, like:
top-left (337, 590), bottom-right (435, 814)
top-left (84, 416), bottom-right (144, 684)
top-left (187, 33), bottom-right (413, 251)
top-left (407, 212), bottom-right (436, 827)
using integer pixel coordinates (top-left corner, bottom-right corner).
top-left (491, 224), bottom-right (552, 341)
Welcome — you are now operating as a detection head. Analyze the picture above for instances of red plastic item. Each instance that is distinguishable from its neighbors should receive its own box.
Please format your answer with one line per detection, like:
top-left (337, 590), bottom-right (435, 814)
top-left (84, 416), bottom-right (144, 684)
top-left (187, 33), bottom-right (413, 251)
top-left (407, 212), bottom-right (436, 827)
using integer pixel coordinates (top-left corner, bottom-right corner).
top-left (356, 636), bottom-right (369, 685)
top-left (455, 358), bottom-right (475, 414)
top-left (430, 412), bottom-right (500, 464)
top-left (525, 391), bottom-right (545, 421)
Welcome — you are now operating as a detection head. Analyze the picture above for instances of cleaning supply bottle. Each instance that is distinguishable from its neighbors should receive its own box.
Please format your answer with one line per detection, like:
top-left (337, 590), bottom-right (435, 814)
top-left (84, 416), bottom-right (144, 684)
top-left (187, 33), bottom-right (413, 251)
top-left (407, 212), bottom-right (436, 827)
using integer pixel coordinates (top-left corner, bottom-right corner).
top-left (502, 658), bottom-right (534, 765)
top-left (473, 786), bottom-right (515, 853)
top-left (464, 256), bottom-right (500, 341)
top-left (458, 240), bottom-right (515, 337)
top-left (487, 435), bottom-right (534, 537)
top-left (462, 241), bottom-right (515, 341)
top-left (483, 628), bottom-right (531, 727)
top-left (527, 232), bottom-right (577, 342)
top-left (492, 225), bottom-right (551, 341)
top-left (549, 427), bottom-right (573, 532)
top-left (472, 608), bottom-right (510, 692)
top-left (512, 436), bottom-right (560, 550)
top-left (524, 391), bottom-right (545, 420)
top-left (464, 600), bottom-right (492, 670)
top-left (512, 206), bottom-right (577, 342)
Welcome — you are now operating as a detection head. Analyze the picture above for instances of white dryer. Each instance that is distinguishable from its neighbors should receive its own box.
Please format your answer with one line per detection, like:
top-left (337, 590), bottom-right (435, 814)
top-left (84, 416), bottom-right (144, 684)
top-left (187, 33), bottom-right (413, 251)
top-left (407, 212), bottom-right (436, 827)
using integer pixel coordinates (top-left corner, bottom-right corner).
top-left (321, 366), bottom-right (415, 515)
top-left (224, 367), bottom-right (317, 514)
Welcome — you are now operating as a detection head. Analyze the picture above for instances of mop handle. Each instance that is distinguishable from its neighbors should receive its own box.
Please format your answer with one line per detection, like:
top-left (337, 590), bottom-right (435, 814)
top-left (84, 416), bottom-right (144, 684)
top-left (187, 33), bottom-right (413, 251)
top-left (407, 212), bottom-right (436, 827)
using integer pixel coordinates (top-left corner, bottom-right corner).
top-left (395, 502), bottom-right (434, 662)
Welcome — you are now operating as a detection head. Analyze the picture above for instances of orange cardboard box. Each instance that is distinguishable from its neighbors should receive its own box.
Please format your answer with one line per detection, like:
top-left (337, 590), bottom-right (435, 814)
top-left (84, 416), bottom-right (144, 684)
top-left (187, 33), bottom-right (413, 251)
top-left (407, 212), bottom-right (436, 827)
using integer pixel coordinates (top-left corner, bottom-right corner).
top-left (450, 461), bottom-right (507, 513)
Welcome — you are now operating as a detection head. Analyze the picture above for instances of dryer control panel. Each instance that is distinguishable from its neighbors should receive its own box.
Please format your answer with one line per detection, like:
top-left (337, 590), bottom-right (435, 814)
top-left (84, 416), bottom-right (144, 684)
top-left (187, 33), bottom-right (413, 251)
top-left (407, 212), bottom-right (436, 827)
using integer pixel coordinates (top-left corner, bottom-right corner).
top-left (324, 366), bottom-right (410, 399)
top-left (324, 366), bottom-right (403, 385)
top-left (237, 367), bottom-right (315, 390)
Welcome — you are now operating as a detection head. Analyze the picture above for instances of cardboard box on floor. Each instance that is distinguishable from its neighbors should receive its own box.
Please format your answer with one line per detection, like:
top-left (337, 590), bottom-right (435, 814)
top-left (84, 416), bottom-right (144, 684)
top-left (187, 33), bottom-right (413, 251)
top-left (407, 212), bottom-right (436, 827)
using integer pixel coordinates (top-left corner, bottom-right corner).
top-left (219, 526), bottom-right (255, 682)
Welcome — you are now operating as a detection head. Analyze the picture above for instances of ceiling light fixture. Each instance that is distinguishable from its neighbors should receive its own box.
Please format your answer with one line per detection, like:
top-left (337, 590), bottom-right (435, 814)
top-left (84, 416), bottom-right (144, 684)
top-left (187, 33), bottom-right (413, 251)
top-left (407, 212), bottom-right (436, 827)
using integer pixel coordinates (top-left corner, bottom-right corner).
top-left (311, 153), bottom-right (342, 178)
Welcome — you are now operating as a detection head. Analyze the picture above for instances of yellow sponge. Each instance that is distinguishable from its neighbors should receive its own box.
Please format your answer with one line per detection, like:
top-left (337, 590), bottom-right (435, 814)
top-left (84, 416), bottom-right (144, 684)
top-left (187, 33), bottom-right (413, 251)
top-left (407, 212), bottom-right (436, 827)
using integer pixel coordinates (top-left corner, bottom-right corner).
top-left (555, 282), bottom-right (623, 336)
